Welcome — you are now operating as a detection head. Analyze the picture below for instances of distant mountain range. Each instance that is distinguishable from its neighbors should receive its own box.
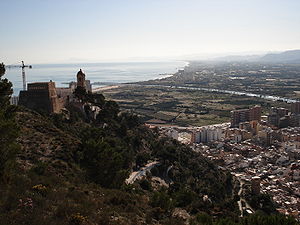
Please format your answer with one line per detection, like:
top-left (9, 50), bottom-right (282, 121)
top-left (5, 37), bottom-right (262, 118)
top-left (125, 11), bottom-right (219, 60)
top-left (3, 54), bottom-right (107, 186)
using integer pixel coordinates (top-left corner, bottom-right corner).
top-left (260, 50), bottom-right (300, 63)
top-left (211, 50), bottom-right (300, 63)
top-left (212, 54), bottom-right (261, 62)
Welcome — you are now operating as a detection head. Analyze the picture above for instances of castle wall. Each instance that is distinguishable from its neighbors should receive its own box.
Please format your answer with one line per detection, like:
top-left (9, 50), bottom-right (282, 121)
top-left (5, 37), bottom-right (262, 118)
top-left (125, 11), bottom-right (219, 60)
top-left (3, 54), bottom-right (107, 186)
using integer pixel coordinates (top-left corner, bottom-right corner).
top-left (19, 82), bottom-right (63, 114)
top-left (19, 89), bottom-right (53, 113)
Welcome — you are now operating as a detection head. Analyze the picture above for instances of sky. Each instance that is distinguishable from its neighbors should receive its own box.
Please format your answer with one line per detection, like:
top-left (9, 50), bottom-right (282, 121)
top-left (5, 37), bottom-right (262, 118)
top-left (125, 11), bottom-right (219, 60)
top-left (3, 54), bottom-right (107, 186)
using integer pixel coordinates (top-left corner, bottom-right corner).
top-left (1, 0), bottom-right (300, 64)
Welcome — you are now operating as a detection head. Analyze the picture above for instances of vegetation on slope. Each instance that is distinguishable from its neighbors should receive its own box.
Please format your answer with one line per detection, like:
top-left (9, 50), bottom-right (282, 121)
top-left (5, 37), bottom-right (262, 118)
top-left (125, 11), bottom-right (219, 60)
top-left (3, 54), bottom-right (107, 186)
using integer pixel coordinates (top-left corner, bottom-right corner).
top-left (0, 64), bottom-right (298, 224)
top-left (0, 62), bottom-right (19, 181)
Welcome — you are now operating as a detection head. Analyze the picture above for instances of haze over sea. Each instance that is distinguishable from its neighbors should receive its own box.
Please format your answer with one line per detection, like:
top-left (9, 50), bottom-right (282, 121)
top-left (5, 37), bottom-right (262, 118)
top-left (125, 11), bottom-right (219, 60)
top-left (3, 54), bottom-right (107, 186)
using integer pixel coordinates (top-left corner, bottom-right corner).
top-left (4, 61), bottom-right (187, 95)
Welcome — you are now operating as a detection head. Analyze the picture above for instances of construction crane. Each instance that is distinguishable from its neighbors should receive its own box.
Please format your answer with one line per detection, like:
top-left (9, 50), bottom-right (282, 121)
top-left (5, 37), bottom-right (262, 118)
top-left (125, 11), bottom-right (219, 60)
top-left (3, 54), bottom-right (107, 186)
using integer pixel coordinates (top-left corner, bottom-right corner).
top-left (6, 61), bottom-right (32, 90)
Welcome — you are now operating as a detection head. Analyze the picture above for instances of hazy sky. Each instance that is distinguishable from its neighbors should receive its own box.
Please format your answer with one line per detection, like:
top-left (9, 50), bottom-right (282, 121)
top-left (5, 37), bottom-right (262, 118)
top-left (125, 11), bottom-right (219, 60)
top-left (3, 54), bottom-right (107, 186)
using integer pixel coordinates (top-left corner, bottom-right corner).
top-left (1, 0), bottom-right (300, 63)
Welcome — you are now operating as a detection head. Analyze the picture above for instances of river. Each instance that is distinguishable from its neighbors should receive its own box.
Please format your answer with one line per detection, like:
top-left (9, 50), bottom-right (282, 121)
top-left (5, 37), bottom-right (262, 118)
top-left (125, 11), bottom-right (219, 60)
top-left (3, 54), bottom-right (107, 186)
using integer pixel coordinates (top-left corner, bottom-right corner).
top-left (139, 84), bottom-right (298, 103)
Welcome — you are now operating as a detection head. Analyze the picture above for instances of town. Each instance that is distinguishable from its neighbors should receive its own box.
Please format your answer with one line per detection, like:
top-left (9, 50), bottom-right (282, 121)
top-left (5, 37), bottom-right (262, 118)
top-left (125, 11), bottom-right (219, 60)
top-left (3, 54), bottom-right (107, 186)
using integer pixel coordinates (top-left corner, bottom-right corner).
top-left (149, 103), bottom-right (300, 220)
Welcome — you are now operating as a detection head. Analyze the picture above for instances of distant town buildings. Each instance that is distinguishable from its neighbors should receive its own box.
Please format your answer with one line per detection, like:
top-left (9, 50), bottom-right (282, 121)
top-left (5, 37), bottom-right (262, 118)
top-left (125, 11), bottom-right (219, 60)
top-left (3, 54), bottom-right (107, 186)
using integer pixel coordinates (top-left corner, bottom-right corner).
top-left (265, 104), bottom-right (300, 129)
top-left (155, 123), bottom-right (229, 144)
top-left (267, 107), bottom-right (289, 128)
top-left (191, 124), bottom-right (225, 143)
top-left (230, 104), bottom-right (300, 130)
top-left (291, 102), bottom-right (300, 115)
top-left (191, 126), bottom-right (300, 220)
top-left (148, 101), bottom-right (300, 220)
top-left (290, 102), bottom-right (300, 128)
top-left (231, 105), bottom-right (261, 127)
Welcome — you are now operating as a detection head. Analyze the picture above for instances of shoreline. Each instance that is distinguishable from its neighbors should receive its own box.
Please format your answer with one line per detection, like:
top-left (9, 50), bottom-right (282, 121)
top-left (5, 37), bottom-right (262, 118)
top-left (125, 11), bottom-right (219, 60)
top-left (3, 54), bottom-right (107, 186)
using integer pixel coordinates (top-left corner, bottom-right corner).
top-left (92, 85), bottom-right (121, 92)
top-left (91, 62), bottom-right (190, 93)
top-left (10, 60), bottom-right (188, 96)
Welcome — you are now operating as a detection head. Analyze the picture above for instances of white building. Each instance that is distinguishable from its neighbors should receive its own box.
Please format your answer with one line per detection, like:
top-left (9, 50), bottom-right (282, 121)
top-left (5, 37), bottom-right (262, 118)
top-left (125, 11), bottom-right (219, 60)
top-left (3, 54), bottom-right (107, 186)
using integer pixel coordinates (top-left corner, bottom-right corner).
top-left (10, 96), bottom-right (19, 105)
top-left (166, 129), bottom-right (179, 140)
top-left (192, 125), bottom-right (225, 143)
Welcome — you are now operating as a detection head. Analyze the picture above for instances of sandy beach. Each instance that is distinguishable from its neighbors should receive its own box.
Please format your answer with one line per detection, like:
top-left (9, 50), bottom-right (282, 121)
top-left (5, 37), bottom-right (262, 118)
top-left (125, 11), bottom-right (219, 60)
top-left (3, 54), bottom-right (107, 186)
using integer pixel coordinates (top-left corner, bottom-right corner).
top-left (92, 85), bottom-right (121, 93)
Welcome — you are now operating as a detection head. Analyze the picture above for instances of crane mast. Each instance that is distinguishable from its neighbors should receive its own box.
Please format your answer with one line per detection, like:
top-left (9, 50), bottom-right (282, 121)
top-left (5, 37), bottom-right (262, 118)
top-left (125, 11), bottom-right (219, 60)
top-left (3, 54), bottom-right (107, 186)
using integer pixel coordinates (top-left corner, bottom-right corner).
top-left (22, 61), bottom-right (26, 91)
top-left (6, 61), bottom-right (32, 91)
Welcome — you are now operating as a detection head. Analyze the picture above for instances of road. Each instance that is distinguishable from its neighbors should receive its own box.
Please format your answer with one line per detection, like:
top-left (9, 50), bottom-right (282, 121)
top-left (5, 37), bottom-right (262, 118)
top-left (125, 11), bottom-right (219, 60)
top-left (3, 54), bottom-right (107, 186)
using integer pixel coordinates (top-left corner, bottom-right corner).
top-left (125, 161), bottom-right (160, 184)
top-left (236, 177), bottom-right (255, 217)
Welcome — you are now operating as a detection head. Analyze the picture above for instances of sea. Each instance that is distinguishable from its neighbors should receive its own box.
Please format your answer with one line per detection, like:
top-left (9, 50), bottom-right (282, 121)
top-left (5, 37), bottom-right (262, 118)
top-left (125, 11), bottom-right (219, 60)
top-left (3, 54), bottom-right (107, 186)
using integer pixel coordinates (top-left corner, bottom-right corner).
top-left (4, 61), bottom-right (187, 95)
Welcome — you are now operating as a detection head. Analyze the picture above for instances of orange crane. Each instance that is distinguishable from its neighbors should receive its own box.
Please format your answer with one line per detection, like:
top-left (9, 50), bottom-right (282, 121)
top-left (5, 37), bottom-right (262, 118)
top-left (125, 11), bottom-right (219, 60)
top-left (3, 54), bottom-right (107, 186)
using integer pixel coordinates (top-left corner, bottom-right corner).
top-left (6, 61), bottom-right (32, 90)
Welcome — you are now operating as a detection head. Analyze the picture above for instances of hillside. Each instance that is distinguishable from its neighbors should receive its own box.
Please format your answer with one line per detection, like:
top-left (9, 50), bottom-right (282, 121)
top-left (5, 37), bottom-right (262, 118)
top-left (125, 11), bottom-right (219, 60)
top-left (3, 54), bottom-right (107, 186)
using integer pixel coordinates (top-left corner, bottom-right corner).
top-left (259, 50), bottom-right (300, 63)
top-left (0, 67), bottom-right (298, 224)
top-left (0, 108), bottom-right (295, 224)
top-left (16, 109), bottom-right (80, 170)
top-left (1, 106), bottom-right (236, 224)
top-left (202, 50), bottom-right (300, 63)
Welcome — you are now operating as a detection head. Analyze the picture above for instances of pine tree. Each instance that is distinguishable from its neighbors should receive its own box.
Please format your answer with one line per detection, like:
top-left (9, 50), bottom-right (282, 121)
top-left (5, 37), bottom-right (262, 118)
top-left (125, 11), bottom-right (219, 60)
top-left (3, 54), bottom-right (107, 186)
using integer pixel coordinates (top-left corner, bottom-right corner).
top-left (0, 62), bottom-right (12, 107)
top-left (0, 62), bottom-right (19, 180)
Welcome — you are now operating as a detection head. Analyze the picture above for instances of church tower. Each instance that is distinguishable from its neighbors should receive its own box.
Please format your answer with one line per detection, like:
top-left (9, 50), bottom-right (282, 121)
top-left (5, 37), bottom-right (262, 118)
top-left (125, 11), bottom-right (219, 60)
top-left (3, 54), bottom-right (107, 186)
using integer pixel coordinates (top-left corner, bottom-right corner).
top-left (77, 69), bottom-right (86, 88)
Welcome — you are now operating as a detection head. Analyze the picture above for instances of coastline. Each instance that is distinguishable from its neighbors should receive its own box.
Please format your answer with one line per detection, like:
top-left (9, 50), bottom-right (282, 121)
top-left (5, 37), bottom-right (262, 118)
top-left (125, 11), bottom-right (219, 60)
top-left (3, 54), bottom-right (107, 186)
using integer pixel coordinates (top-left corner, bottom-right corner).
top-left (92, 85), bottom-right (121, 92)
top-left (92, 61), bottom-right (190, 92)
top-left (9, 60), bottom-right (187, 96)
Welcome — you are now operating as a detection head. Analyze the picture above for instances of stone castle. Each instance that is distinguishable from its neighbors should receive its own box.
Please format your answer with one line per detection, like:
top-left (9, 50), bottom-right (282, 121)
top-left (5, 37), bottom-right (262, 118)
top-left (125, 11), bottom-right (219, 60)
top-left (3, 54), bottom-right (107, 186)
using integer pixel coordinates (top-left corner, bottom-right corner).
top-left (19, 69), bottom-right (91, 114)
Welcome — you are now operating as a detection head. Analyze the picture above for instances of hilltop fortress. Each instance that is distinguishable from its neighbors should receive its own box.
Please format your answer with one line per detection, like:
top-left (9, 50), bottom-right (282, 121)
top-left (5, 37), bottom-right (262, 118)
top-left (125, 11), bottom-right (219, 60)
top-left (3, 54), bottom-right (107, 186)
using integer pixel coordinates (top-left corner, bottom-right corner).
top-left (19, 69), bottom-right (91, 113)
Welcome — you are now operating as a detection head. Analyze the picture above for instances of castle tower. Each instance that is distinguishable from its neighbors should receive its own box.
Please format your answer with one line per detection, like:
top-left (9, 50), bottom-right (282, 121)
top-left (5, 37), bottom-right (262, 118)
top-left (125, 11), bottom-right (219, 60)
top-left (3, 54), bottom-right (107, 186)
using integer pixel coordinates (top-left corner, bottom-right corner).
top-left (77, 69), bottom-right (86, 88)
